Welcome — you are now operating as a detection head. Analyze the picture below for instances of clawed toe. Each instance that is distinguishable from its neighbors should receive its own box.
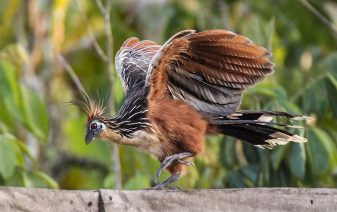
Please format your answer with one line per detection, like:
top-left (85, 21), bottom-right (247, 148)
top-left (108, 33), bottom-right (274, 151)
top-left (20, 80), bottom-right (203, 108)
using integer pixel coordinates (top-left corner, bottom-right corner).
top-left (151, 173), bottom-right (181, 190)
top-left (153, 155), bottom-right (176, 183)
top-left (152, 184), bottom-right (164, 190)
top-left (177, 159), bottom-right (195, 167)
top-left (152, 152), bottom-right (195, 187)
top-left (153, 169), bottom-right (162, 184)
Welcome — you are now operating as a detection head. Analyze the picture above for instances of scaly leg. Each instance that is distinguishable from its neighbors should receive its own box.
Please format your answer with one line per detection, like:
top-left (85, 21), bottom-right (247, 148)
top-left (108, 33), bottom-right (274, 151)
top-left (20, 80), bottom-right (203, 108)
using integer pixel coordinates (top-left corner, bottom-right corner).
top-left (152, 173), bottom-right (181, 190)
top-left (153, 152), bottom-right (195, 184)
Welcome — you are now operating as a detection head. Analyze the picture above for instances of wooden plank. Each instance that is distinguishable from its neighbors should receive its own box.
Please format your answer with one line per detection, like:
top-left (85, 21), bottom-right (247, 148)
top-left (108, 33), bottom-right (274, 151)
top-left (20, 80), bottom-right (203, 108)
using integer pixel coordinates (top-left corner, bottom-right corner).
top-left (1, 187), bottom-right (337, 211)
top-left (100, 188), bottom-right (337, 212)
top-left (0, 187), bottom-right (99, 212)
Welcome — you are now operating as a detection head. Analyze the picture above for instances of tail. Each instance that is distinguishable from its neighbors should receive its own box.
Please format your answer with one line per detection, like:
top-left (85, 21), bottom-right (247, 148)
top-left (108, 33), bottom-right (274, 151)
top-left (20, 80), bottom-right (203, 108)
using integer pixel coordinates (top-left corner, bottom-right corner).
top-left (210, 111), bottom-right (308, 149)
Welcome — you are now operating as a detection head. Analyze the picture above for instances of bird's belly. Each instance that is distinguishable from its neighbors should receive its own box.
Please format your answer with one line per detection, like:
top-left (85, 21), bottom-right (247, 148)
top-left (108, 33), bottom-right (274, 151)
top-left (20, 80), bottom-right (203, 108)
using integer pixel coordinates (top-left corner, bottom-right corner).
top-left (128, 130), bottom-right (165, 159)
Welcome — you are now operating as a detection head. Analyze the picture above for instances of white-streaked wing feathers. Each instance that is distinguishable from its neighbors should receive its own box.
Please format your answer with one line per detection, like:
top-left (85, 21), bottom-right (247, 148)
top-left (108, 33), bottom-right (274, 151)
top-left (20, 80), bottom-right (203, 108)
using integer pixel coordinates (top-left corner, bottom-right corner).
top-left (115, 37), bottom-right (161, 93)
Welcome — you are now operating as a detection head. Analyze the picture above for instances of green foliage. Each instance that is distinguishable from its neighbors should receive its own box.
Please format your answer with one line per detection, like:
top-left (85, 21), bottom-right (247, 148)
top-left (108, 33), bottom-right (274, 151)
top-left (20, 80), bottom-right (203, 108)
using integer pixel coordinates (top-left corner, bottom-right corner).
top-left (0, 0), bottom-right (337, 189)
top-left (0, 59), bottom-right (58, 188)
top-left (0, 134), bottom-right (18, 179)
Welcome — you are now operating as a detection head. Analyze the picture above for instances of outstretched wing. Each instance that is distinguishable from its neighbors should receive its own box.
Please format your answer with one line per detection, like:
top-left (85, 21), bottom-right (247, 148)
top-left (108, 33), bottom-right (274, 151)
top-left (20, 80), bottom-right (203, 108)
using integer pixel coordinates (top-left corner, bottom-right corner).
top-left (115, 37), bottom-right (161, 93)
top-left (146, 29), bottom-right (274, 115)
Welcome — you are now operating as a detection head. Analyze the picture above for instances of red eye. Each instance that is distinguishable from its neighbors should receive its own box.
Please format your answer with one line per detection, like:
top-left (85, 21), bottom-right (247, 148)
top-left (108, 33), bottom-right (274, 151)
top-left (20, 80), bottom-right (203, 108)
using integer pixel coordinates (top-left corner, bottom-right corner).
top-left (91, 123), bottom-right (97, 130)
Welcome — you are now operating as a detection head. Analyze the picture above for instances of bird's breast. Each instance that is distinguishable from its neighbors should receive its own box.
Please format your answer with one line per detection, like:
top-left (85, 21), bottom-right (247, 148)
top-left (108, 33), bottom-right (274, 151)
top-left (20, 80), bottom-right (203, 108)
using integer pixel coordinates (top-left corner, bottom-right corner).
top-left (126, 129), bottom-right (166, 160)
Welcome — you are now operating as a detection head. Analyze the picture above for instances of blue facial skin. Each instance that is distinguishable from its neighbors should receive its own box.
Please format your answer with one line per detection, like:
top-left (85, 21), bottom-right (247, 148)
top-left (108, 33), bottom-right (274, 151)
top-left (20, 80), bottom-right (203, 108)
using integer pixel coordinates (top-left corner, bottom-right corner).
top-left (85, 121), bottom-right (103, 144)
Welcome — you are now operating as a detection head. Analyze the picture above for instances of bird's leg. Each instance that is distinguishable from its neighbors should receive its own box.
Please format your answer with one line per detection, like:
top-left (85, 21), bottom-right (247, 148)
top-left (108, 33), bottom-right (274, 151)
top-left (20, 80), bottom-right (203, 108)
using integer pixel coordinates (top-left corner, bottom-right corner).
top-left (153, 152), bottom-right (194, 184)
top-left (152, 172), bottom-right (181, 190)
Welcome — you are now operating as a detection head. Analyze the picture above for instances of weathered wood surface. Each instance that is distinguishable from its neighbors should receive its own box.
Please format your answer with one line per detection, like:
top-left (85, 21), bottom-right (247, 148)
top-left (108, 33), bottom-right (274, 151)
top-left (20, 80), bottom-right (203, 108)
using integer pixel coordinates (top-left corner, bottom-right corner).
top-left (0, 187), bottom-right (336, 212)
top-left (0, 187), bottom-right (99, 212)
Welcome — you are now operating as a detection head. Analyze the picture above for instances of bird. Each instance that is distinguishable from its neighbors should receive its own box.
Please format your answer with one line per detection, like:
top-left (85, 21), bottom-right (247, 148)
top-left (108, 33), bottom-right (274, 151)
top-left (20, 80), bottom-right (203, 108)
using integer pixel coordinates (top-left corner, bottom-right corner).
top-left (74, 29), bottom-right (307, 189)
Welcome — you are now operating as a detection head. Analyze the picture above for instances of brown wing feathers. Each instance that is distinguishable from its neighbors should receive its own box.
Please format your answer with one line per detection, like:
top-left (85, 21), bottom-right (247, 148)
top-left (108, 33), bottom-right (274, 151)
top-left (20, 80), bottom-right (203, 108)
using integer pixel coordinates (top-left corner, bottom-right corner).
top-left (121, 37), bottom-right (159, 57)
top-left (184, 31), bottom-right (273, 89)
top-left (147, 29), bottom-right (274, 115)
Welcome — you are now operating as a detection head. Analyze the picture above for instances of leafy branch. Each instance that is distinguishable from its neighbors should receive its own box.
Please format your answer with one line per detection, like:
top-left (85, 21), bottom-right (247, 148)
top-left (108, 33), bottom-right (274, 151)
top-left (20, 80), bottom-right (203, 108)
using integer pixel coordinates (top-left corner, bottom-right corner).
top-left (299, 0), bottom-right (337, 38)
top-left (57, 54), bottom-right (88, 96)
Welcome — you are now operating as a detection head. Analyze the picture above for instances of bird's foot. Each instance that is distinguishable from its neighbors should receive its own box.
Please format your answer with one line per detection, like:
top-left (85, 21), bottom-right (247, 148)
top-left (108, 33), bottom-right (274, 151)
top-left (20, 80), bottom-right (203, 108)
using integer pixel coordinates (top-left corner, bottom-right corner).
top-left (177, 159), bottom-right (195, 167)
top-left (153, 152), bottom-right (194, 184)
top-left (152, 173), bottom-right (181, 190)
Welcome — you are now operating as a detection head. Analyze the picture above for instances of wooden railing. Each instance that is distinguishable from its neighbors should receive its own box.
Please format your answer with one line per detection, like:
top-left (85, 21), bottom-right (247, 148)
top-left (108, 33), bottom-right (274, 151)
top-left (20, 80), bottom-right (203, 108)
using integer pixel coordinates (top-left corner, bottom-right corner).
top-left (0, 187), bottom-right (336, 211)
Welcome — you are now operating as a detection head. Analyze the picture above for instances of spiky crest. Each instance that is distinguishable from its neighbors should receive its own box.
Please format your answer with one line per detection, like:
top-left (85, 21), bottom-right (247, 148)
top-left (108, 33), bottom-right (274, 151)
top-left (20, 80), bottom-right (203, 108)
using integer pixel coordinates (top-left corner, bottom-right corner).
top-left (72, 91), bottom-right (108, 123)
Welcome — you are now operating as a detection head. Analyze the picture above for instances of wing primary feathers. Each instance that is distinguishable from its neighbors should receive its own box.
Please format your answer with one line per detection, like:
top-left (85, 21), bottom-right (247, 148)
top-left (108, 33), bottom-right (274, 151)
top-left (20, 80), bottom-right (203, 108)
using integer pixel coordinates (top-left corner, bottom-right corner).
top-left (116, 30), bottom-right (281, 126)
top-left (115, 37), bottom-right (161, 93)
top-left (146, 29), bottom-right (274, 116)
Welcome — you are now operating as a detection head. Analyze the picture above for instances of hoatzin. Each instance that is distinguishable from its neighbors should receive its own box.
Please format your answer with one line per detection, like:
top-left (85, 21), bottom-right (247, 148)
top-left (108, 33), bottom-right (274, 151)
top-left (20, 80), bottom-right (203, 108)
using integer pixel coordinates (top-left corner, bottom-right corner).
top-left (75, 29), bottom-right (307, 189)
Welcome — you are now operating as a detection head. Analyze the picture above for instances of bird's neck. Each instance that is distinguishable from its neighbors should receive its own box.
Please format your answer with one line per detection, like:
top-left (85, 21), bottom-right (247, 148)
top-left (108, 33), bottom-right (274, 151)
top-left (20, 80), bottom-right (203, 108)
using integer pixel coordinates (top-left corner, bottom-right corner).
top-left (98, 127), bottom-right (135, 146)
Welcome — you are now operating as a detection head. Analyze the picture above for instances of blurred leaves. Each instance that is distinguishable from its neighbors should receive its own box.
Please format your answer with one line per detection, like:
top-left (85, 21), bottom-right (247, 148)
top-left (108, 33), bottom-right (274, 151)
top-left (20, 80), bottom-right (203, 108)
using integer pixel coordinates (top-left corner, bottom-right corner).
top-left (20, 86), bottom-right (49, 140)
top-left (0, 134), bottom-right (18, 179)
top-left (289, 143), bottom-right (306, 179)
top-left (306, 128), bottom-right (337, 176)
top-left (124, 173), bottom-right (151, 190)
top-left (0, 54), bottom-right (54, 187)
top-left (31, 171), bottom-right (59, 189)
top-left (0, 60), bottom-right (48, 140)
top-left (271, 146), bottom-right (288, 171)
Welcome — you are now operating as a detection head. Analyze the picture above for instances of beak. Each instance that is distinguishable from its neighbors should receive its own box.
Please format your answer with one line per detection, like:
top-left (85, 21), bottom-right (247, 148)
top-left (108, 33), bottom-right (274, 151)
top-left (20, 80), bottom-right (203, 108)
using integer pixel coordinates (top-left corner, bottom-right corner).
top-left (85, 130), bottom-right (95, 145)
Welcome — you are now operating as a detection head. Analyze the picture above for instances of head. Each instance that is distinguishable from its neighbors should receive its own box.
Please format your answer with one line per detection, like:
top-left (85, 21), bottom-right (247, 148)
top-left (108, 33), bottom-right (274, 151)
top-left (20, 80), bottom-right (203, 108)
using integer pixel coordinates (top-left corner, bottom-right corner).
top-left (72, 91), bottom-right (109, 144)
top-left (85, 119), bottom-right (106, 144)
